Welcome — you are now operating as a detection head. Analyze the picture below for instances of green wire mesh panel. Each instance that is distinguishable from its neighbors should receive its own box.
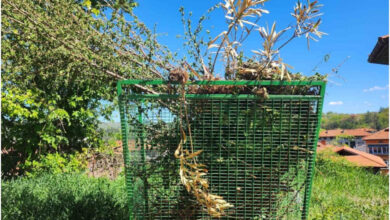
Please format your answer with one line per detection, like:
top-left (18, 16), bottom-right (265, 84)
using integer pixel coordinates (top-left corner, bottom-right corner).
top-left (117, 80), bottom-right (326, 220)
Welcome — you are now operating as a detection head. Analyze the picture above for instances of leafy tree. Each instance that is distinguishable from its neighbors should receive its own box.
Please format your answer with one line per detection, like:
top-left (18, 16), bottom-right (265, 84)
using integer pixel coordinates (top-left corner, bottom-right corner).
top-left (2, 0), bottom-right (174, 177)
top-left (321, 107), bottom-right (389, 130)
top-left (377, 107), bottom-right (389, 130)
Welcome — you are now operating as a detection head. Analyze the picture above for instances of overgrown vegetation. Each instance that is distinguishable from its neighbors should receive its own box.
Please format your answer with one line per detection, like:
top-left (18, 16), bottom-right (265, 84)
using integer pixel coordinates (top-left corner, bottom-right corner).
top-left (1, 0), bottom-right (175, 177)
top-left (2, 0), bottom-right (355, 219)
top-left (310, 150), bottom-right (389, 219)
top-left (1, 173), bottom-right (129, 220)
top-left (2, 151), bottom-right (387, 220)
top-left (2, 0), bottom-right (327, 174)
top-left (321, 107), bottom-right (389, 130)
top-left (21, 150), bottom-right (88, 177)
top-left (164, 0), bottom-right (327, 217)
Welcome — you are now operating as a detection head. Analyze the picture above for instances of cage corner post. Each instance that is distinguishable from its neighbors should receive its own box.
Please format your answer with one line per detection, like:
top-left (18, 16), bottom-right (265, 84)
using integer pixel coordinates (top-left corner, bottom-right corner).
top-left (117, 81), bottom-right (135, 220)
top-left (301, 82), bottom-right (326, 220)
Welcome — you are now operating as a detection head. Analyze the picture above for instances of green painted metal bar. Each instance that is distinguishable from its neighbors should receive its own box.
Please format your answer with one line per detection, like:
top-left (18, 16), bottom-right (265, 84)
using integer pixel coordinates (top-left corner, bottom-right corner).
top-left (235, 100), bottom-right (239, 219)
top-left (227, 101), bottom-right (231, 204)
top-left (125, 94), bottom-right (321, 100)
top-left (260, 105), bottom-right (265, 217)
top-left (201, 101), bottom-right (206, 219)
top-left (210, 100), bottom-right (214, 199)
top-left (251, 100), bottom-right (256, 218)
top-left (302, 83), bottom-right (326, 220)
top-left (244, 99), bottom-right (249, 220)
top-left (118, 95), bottom-right (133, 220)
top-left (118, 79), bottom-right (325, 86)
top-left (138, 104), bottom-right (149, 218)
top-left (269, 99), bottom-right (275, 216)
top-left (218, 101), bottom-right (222, 199)
top-left (302, 99), bottom-right (313, 219)
top-left (277, 99), bottom-right (283, 214)
top-left (117, 81), bottom-right (123, 96)
top-left (296, 99), bottom-right (303, 218)
top-left (287, 99), bottom-right (293, 216)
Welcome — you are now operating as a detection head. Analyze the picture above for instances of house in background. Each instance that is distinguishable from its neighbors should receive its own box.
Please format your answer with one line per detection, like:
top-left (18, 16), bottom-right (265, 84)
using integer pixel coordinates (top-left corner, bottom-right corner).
top-left (363, 128), bottom-right (389, 167)
top-left (317, 143), bottom-right (387, 174)
top-left (319, 128), bottom-right (376, 152)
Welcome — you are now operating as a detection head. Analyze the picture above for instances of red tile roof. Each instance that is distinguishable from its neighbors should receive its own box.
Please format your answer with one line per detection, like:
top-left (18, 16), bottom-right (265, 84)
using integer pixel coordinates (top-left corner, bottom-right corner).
top-left (316, 142), bottom-right (328, 151)
top-left (363, 128), bottom-right (389, 141)
top-left (319, 128), bottom-right (375, 138)
top-left (317, 144), bottom-right (387, 168)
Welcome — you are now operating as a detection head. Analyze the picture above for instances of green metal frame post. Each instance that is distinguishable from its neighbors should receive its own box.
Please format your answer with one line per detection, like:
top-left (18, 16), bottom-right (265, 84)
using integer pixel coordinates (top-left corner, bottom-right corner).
top-left (138, 103), bottom-right (149, 217)
top-left (301, 83), bottom-right (326, 219)
top-left (117, 82), bottom-right (134, 220)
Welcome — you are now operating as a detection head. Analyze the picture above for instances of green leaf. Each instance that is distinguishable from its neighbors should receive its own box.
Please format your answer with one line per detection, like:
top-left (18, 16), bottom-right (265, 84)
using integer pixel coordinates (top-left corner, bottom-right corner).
top-left (91, 8), bottom-right (99, 16)
top-left (82, 0), bottom-right (91, 9)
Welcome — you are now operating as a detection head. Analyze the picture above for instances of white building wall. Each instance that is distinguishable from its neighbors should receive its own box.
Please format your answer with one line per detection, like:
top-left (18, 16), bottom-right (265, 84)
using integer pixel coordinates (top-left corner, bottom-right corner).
top-left (318, 136), bottom-right (368, 152)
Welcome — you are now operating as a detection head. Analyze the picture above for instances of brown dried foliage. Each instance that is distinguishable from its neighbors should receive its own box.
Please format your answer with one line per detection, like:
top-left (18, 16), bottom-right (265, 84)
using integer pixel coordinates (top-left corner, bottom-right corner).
top-left (168, 67), bottom-right (189, 84)
top-left (171, 83), bottom-right (234, 218)
top-left (174, 130), bottom-right (234, 218)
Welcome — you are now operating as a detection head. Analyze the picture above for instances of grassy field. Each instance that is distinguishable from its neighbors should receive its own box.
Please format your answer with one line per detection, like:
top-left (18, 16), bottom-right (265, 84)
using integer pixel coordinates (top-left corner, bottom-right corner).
top-left (309, 150), bottom-right (389, 220)
top-left (2, 151), bottom-right (388, 219)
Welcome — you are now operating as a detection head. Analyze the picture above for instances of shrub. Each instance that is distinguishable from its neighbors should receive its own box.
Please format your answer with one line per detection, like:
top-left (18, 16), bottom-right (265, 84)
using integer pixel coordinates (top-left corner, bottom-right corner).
top-left (21, 150), bottom-right (88, 177)
top-left (2, 173), bottom-right (129, 220)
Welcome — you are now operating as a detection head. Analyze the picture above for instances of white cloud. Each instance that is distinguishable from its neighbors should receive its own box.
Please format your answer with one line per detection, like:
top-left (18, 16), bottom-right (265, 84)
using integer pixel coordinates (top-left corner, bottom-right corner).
top-left (329, 101), bottom-right (343, 105)
top-left (363, 85), bottom-right (389, 92)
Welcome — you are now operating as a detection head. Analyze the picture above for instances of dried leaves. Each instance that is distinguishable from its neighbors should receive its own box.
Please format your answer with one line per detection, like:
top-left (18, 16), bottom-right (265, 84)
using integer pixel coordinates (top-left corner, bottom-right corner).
top-left (252, 23), bottom-right (290, 61)
top-left (169, 5), bottom-right (326, 208)
top-left (208, 0), bottom-right (269, 75)
top-left (175, 88), bottom-right (233, 218)
top-left (292, 0), bottom-right (326, 49)
top-left (169, 67), bottom-right (189, 84)
top-left (174, 138), bottom-right (234, 218)
top-left (205, 0), bottom-right (325, 81)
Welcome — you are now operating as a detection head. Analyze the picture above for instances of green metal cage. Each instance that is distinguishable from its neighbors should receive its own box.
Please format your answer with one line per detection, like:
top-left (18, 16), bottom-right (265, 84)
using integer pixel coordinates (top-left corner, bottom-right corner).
top-left (117, 80), bottom-right (326, 219)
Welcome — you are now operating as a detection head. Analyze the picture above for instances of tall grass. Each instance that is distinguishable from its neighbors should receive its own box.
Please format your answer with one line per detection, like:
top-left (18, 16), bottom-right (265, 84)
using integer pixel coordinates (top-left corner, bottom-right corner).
top-left (309, 150), bottom-right (389, 219)
top-left (2, 151), bottom-right (388, 219)
top-left (1, 173), bottom-right (129, 220)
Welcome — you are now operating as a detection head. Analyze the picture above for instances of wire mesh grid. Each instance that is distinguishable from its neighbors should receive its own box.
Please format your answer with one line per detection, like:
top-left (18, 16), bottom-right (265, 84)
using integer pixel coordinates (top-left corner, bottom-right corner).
top-left (118, 80), bottom-right (325, 220)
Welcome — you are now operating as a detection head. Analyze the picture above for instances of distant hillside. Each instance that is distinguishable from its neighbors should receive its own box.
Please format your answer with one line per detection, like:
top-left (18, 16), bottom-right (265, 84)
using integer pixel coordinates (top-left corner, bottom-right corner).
top-left (321, 107), bottom-right (388, 130)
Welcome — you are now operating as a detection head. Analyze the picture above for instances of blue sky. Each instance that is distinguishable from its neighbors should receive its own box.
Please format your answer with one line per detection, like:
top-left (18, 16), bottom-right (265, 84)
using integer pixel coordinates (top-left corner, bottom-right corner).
top-left (128, 0), bottom-right (389, 114)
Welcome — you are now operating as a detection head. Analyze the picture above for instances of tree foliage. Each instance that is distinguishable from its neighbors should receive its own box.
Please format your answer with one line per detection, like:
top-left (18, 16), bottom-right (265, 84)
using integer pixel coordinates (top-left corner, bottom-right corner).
top-left (1, 0), bottom-right (174, 177)
top-left (321, 107), bottom-right (389, 130)
top-left (1, 0), bottom-right (328, 179)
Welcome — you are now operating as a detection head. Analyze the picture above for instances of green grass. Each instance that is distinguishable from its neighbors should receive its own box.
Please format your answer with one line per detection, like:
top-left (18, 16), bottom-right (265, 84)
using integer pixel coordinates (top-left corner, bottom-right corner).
top-left (2, 151), bottom-right (388, 220)
top-left (309, 150), bottom-right (389, 220)
top-left (1, 173), bottom-right (129, 220)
